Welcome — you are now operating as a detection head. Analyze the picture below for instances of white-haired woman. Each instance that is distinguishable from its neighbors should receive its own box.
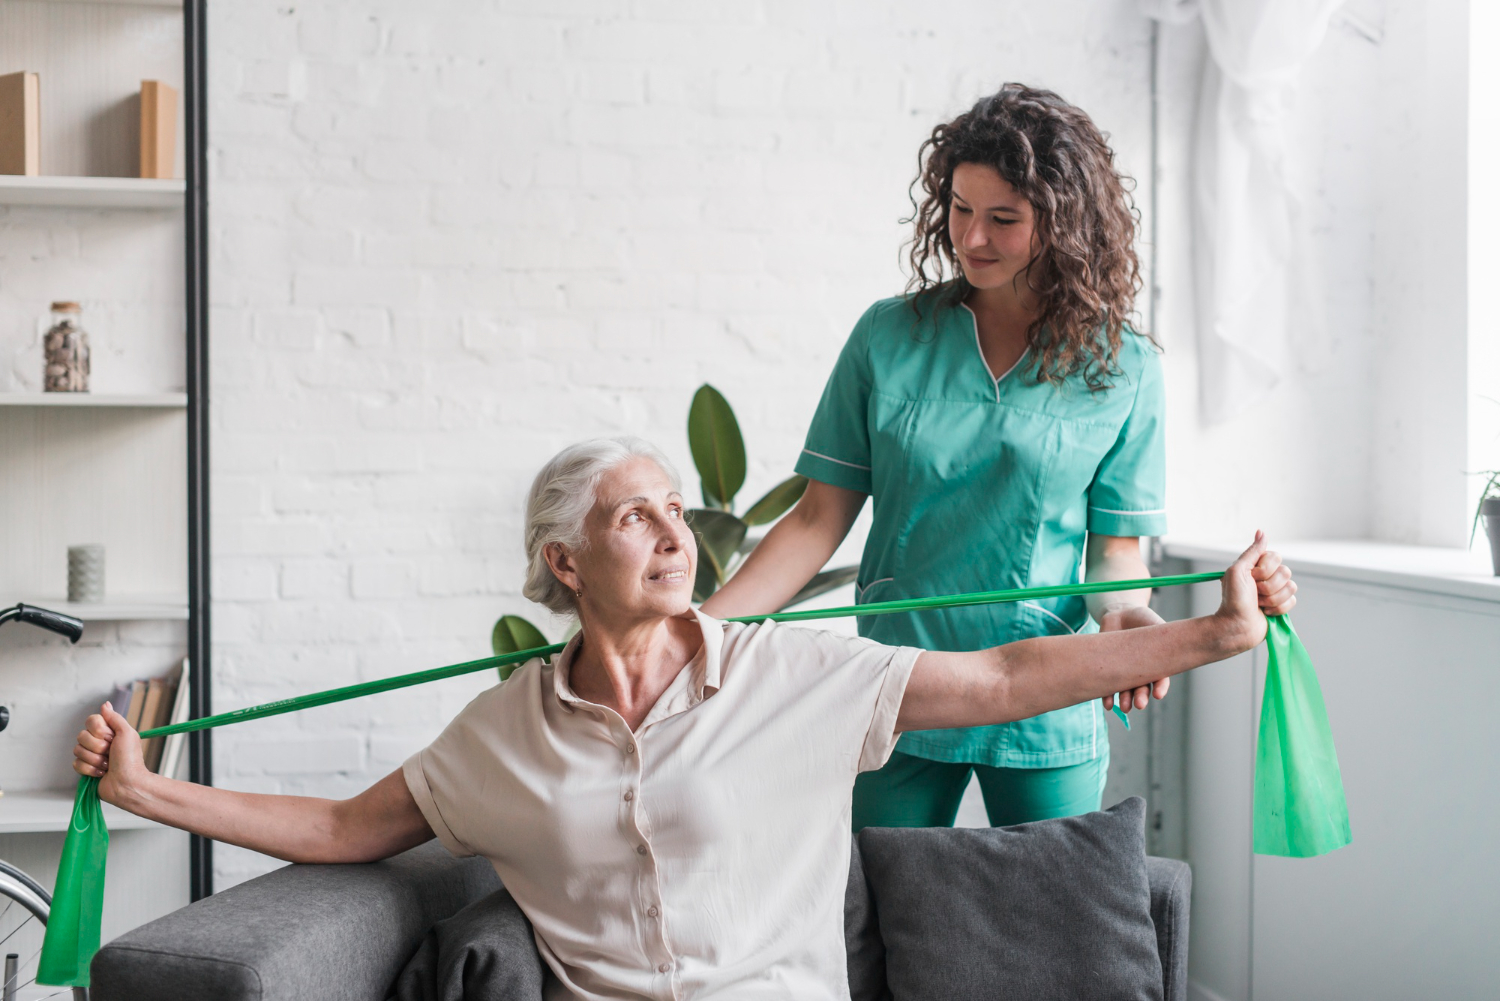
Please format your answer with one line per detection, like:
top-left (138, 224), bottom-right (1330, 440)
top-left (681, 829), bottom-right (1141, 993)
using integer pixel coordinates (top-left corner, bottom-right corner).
top-left (74, 437), bottom-right (1294, 1001)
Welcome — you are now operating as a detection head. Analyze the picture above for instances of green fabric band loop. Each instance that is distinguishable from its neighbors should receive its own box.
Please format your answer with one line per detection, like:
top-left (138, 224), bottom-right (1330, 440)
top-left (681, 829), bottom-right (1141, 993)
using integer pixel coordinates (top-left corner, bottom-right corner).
top-left (40, 568), bottom-right (1350, 988)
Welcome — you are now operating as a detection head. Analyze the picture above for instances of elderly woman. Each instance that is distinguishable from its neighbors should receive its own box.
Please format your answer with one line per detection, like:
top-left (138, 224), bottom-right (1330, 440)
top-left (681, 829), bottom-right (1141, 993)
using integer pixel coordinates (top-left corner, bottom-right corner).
top-left (75, 437), bottom-right (1294, 1001)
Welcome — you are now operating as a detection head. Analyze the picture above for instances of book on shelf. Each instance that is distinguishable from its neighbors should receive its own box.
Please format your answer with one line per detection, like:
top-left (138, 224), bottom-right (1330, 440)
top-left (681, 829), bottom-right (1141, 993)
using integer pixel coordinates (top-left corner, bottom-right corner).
top-left (111, 660), bottom-right (188, 776)
top-left (158, 659), bottom-right (191, 780)
top-left (124, 680), bottom-right (149, 730)
top-left (109, 682), bottom-right (135, 721)
top-left (137, 677), bottom-right (168, 772)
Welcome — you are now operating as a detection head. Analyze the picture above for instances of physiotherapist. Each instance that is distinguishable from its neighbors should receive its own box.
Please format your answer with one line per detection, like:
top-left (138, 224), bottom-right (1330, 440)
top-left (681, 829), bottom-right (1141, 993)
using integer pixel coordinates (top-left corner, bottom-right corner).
top-left (706, 84), bottom-right (1273, 830)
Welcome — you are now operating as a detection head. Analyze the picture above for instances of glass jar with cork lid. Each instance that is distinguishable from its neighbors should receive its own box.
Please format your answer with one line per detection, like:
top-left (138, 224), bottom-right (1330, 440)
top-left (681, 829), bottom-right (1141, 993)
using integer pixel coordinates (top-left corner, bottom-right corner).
top-left (44, 301), bottom-right (90, 393)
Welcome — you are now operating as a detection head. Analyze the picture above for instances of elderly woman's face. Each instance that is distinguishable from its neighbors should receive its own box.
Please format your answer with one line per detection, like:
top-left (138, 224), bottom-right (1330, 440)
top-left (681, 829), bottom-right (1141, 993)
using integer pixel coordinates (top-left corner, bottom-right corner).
top-left (568, 457), bottom-right (695, 620)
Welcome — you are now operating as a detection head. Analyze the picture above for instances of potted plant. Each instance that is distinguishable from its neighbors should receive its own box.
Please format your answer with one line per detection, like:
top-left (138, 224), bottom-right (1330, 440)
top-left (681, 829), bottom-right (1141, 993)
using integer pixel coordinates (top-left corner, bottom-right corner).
top-left (491, 384), bottom-right (860, 673)
top-left (1475, 469), bottom-right (1500, 577)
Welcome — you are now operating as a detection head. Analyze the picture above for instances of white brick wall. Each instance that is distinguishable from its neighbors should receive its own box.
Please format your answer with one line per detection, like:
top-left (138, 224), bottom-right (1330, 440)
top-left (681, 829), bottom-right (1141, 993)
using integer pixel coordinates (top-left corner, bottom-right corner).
top-left (208, 0), bottom-right (1153, 886)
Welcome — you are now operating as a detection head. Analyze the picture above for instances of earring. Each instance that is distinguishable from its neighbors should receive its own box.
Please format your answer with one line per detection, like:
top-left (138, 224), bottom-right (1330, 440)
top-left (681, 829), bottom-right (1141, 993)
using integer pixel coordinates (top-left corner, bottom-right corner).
top-left (574, 585), bottom-right (583, 597)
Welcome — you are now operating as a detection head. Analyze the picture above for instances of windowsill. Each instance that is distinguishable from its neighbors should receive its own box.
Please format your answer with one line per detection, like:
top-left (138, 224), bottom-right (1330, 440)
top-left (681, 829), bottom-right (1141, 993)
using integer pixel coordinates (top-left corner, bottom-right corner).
top-left (1160, 538), bottom-right (1500, 605)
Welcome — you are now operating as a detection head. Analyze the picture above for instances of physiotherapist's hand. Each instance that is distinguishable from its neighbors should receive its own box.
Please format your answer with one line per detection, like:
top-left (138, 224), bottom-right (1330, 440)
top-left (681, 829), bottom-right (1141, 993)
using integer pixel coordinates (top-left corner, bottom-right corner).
top-left (1098, 604), bottom-right (1170, 715)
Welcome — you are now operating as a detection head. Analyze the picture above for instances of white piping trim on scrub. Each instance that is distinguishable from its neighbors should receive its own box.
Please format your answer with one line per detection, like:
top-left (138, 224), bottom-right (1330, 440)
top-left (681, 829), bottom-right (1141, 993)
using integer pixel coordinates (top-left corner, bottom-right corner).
top-left (1088, 505), bottom-right (1167, 516)
top-left (801, 448), bottom-right (871, 472)
top-left (857, 577), bottom-right (894, 600)
top-left (961, 302), bottom-right (1027, 403)
top-left (1021, 602), bottom-right (1078, 635)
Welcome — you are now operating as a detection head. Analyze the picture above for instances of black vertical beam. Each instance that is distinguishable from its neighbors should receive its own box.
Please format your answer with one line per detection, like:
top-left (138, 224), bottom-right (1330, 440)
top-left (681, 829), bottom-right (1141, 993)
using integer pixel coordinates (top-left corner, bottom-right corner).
top-left (184, 0), bottom-right (213, 901)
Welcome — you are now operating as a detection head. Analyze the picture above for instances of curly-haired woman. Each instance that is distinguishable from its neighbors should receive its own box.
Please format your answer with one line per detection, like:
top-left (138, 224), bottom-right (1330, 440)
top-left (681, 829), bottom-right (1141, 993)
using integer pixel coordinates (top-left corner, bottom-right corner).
top-left (706, 84), bottom-right (1288, 830)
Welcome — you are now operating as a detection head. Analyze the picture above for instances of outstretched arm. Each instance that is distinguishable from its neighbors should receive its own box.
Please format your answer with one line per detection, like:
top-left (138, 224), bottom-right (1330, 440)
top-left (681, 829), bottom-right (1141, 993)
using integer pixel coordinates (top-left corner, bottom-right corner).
top-left (897, 533), bottom-right (1288, 733)
top-left (73, 704), bottom-right (432, 864)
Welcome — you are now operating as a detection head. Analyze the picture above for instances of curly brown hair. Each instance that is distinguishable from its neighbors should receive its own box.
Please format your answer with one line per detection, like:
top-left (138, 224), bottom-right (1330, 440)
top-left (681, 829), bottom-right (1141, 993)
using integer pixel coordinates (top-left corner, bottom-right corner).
top-left (905, 83), bottom-right (1148, 391)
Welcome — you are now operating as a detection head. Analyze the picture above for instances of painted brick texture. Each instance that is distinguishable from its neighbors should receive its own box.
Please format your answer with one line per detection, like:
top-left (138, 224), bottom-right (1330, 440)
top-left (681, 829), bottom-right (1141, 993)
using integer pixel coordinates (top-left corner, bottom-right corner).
top-left (208, 0), bottom-right (1152, 885)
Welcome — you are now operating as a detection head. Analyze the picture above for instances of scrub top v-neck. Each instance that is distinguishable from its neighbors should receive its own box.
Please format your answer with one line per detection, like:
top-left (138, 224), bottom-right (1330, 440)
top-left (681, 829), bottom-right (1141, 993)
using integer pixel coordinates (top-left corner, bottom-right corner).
top-left (795, 296), bottom-right (1167, 768)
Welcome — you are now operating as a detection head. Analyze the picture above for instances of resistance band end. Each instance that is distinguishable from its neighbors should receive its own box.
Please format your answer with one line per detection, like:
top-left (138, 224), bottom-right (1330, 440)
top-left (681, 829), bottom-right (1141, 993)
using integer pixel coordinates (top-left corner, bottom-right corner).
top-left (1111, 705), bottom-right (1130, 729)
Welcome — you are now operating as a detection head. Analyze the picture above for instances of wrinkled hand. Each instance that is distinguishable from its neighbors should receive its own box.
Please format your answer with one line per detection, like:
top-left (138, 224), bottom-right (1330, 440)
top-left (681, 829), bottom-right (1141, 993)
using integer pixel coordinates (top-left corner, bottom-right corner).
top-left (1216, 532), bottom-right (1294, 653)
top-left (1098, 604), bottom-right (1169, 716)
top-left (73, 702), bottom-right (149, 807)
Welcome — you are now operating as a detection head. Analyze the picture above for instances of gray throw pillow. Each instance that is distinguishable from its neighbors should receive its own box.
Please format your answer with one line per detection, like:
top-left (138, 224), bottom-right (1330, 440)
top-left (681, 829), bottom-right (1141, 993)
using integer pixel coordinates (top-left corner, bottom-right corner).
top-left (846, 840), bottom-right (893, 1001)
top-left (858, 797), bottom-right (1163, 1001)
top-left (387, 886), bottom-right (547, 1001)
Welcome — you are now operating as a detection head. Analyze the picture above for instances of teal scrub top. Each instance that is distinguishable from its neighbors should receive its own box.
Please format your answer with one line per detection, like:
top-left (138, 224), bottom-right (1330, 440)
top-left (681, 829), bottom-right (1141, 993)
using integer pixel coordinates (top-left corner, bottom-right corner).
top-left (795, 296), bottom-right (1168, 768)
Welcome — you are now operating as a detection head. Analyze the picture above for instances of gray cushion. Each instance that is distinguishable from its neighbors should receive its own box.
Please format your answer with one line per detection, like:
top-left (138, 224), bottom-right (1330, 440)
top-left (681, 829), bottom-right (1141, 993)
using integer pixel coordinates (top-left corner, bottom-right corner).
top-left (845, 840), bottom-right (892, 1001)
top-left (387, 886), bottom-right (546, 1001)
top-left (92, 840), bottom-right (501, 1001)
top-left (858, 797), bottom-right (1164, 1001)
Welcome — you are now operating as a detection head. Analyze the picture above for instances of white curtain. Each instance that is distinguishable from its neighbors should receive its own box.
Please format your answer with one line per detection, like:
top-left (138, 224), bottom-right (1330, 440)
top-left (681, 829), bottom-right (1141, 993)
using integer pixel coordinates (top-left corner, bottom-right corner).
top-left (1144, 0), bottom-right (1344, 424)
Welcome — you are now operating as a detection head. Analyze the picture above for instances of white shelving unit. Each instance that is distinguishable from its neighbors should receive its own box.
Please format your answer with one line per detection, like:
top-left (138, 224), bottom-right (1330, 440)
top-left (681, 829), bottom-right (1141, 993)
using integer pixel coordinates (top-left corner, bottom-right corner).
top-left (0, 175), bottom-right (186, 209)
top-left (0, 0), bottom-right (206, 952)
top-left (0, 392), bottom-right (187, 407)
top-left (18, 598), bottom-right (189, 621)
top-left (0, 789), bottom-right (163, 834)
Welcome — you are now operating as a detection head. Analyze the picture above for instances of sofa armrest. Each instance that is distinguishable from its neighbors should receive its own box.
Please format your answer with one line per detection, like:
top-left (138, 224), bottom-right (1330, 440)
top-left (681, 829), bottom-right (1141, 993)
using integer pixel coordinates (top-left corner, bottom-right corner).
top-left (1145, 856), bottom-right (1191, 1001)
top-left (91, 839), bottom-right (500, 1001)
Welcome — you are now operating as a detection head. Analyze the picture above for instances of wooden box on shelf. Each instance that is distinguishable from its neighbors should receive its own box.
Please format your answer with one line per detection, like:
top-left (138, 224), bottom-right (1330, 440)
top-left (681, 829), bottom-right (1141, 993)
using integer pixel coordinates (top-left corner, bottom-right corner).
top-left (0, 70), bottom-right (41, 176)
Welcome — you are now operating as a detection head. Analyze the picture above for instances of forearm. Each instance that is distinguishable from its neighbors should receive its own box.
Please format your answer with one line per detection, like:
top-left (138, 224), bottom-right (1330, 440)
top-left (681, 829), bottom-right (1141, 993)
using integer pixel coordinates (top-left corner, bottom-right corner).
top-left (110, 770), bottom-right (424, 864)
top-left (990, 615), bottom-right (1244, 723)
top-left (1084, 534), bottom-right (1151, 621)
top-left (900, 612), bottom-right (1248, 732)
top-left (700, 481), bottom-right (864, 617)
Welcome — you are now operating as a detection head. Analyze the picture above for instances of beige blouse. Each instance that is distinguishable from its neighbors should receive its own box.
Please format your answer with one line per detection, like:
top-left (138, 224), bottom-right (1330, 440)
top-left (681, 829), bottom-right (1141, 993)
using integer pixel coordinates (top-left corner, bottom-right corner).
top-left (403, 610), bottom-right (920, 1001)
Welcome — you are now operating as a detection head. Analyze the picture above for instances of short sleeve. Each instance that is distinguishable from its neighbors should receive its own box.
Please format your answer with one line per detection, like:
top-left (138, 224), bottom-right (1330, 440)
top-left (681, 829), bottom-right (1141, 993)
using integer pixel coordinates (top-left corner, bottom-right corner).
top-left (794, 306), bottom-right (877, 494)
top-left (403, 694), bottom-right (502, 858)
top-left (1087, 342), bottom-right (1168, 538)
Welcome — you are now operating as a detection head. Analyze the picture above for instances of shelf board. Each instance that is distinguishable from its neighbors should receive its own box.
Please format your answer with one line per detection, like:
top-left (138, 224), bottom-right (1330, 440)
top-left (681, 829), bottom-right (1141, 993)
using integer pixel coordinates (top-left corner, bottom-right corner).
top-left (0, 788), bottom-right (163, 834)
top-left (0, 175), bottom-right (185, 209)
top-left (0, 392), bottom-right (187, 408)
top-left (20, 598), bottom-right (188, 622)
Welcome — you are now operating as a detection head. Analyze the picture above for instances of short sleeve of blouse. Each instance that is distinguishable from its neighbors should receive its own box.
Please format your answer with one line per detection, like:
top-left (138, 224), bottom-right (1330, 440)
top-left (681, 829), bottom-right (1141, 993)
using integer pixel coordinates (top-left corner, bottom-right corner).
top-left (794, 305), bottom-right (877, 494)
top-left (1087, 340), bottom-right (1168, 538)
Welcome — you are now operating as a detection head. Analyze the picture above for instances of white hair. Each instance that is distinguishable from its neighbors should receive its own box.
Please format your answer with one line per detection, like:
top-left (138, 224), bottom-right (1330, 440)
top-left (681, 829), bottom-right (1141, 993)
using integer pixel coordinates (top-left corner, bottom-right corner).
top-left (523, 436), bottom-right (682, 616)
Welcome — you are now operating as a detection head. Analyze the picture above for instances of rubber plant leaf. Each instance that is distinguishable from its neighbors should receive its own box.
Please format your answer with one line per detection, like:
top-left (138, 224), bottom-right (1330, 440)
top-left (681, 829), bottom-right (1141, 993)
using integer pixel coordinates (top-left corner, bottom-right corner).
top-left (782, 565), bottom-right (860, 609)
top-left (1252, 615), bottom-right (1352, 857)
top-left (687, 508), bottom-right (748, 599)
top-left (687, 384), bottom-right (746, 510)
top-left (491, 615), bottom-right (550, 680)
top-left (741, 475), bottom-right (808, 527)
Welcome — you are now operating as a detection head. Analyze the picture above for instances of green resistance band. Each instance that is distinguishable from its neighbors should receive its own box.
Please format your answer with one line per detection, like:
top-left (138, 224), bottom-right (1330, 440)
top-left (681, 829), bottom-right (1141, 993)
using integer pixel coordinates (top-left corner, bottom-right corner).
top-left (41, 569), bottom-right (1352, 988)
top-left (136, 570), bottom-right (1225, 743)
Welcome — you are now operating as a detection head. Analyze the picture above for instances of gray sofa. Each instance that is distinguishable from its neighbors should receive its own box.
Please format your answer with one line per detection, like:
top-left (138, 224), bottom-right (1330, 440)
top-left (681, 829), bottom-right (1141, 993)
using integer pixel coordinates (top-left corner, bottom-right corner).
top-left (91, 834), bottom-right (1190, 1000)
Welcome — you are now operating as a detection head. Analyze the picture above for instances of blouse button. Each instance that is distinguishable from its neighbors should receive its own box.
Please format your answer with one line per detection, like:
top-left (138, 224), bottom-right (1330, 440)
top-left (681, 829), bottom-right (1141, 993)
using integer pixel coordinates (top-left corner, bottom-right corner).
top-left (647, 905), bottom-right (659, 918)
top-left (658, 963), bottom-right (672, 974)
top-left (636, 845), bottom-right (648, 856)
top-left (624, 790), bottom-right (635, 801)
top-left (625, 743), bottom-right (636, 754)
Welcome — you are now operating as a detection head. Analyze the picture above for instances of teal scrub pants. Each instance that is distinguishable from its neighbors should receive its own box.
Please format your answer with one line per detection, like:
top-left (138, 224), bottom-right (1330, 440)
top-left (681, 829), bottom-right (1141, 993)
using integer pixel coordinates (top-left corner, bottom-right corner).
top-left (852, 751), bottom-right (1108, 830)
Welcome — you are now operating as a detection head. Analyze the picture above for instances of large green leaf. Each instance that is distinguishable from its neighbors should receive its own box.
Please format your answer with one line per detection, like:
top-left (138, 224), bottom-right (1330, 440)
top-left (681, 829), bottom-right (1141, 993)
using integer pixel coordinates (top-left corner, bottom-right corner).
top-left (687, 508), bottom-right (747, 589)
top-left (491, 614), bottom-right (549, 680)
top-left (687, 384), bottom-right (746, 510)
top-left (741, 475), bottom-right (808, 527)
top-left (781, 565), bottom-right (860, 610)
top-left (693, 537), bottom-right (721, 603)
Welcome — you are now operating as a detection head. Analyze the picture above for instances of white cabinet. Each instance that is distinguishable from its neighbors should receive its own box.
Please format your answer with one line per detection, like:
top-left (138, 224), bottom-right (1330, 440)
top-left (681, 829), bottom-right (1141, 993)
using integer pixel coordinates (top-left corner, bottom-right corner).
top-left (1167, 541), bottom-right (1500, 1000)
